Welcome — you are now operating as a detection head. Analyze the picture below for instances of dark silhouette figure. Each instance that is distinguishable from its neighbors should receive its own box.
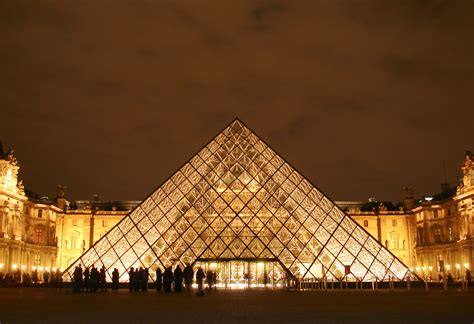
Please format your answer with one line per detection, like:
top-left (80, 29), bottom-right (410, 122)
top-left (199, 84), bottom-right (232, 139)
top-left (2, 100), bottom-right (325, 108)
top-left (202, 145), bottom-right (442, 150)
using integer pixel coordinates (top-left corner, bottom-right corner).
top-left (174, 265), bottom-right (183, 292)
top-left (43, 270), bottom-right (50, 285)
top-left (141, 268), bottom-right (149, 292)
top-left (73, 265), bottom-right (83, 293)
top-left (128, 267), bottom-right (134, 292)
top-left (100, 266), bottom-right (107, 292)
top-left (196, 267), bottom-right (205, 296)
top-left (206, 270), bottom-right (213, 291)
top-left (183, 264), bottom-right (194, 293)
top-left (134, 267), bottom-right (142, 291)
top-left (32, 269), bottom-right (39, 285)
top-left (163, 267), bottom-right (173, 293)
top-left (156, 268), bottom-right (163, 292)
top-left (90, 265), bottom-right (99, 292)
top-left (466, 269), bottom-right (472, 283)
top-left (112, 268), bottom-right (119, 291)
top-left (447, 272), bottom-right (454, 284)
top-left (83, 268), bottom-right (90, 292)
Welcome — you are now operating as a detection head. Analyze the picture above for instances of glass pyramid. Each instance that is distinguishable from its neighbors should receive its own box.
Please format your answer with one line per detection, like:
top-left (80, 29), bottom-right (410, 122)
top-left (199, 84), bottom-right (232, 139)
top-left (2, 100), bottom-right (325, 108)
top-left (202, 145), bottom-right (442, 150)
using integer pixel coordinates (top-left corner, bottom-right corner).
top-left (63, 119), bottom-right (411, 283)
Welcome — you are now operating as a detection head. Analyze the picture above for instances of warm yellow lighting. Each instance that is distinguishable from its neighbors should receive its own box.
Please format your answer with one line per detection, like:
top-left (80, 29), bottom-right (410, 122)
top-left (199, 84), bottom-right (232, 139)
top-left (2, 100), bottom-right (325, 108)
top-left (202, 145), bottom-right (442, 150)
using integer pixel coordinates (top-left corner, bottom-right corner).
top-left (12, 264), bottom-right (17, 270)
top-left (464, 263), bottom-right (469, 269)
top-left (39, 266), bottom-right (44, 271)
top-left (428, 266), bottom-right (433, 271)
top-left (0, 264), bottom-right (3, 269)
top-left (32, 266), bottom-right (37, 271)
top-left (59, 268), bottom-right (63, 272)
top-left (52, 267), bottom-right (57, 272)
top-left (422, 267), bottom-right (426, 271)
top-left (21, 265), bottom-right (26, 270)
top-left (455, 264), bottom-right (460, 270)
top-left (415, 267), bottom-right (420, 272)
top-left (446, 265), bottom-right (451, 270)
top-left (45, 267), bottom-right (50, 272)
top-left (409, 268), bottom-right (414, 272)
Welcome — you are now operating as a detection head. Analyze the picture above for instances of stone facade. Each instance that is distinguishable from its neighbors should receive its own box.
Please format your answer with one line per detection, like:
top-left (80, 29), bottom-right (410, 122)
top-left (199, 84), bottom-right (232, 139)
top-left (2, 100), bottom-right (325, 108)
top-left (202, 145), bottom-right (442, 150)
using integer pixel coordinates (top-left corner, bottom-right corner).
top-left (0, 147), bottom-right (59, 275)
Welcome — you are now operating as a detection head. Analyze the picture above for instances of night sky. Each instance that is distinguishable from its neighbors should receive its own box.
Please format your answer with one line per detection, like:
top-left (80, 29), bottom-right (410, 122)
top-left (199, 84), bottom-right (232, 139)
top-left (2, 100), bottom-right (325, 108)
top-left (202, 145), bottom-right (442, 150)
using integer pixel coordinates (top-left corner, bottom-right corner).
top-left (1, 1), bottom-right (473, 203)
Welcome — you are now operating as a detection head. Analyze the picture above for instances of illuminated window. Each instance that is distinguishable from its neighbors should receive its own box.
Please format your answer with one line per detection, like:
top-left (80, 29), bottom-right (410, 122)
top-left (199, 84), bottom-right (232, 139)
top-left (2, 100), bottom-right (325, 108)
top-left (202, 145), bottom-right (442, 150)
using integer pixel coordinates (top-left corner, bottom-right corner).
top-left (73, 219), bottom-right (77, 226)
top-left (392, 219), bottom-right (397, 227)
top-left (433, 227), bottom-right (442, 243)
top-left (71, 236), bottom-right (77, 249)
top-left (448, 227), bottom-right (453, 241)
top-left (35, 228), bottom-right (43, 244)
top-left (38, 210), bottom-right (43, 218)
top-left (363, 220), bottom-right (368, 227)
top-left (34, 254), bottom-right (41, 266)
top-left (433, 210), bottom-right (438, 219)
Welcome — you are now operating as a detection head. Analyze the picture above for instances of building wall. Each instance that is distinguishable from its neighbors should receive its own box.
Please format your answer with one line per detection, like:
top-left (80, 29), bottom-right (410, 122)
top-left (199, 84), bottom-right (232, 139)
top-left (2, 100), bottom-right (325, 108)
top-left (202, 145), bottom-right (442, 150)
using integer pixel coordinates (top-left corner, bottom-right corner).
top-left (0, 153), bottom-right (59, 276)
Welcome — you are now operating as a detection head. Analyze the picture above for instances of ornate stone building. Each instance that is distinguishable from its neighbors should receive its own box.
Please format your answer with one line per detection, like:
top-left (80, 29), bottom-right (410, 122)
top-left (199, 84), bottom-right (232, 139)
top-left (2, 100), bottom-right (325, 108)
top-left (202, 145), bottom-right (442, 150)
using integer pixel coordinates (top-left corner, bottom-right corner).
top-left (0, 145), bottom-right (59, 274)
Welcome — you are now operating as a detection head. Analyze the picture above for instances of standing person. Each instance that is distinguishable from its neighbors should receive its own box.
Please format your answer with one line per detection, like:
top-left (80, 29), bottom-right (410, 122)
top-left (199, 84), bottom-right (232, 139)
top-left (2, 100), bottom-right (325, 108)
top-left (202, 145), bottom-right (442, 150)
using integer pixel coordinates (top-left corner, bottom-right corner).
top-left (128, 267), bottom-right (134, 292)
top-left (73, 265), bottom-right (83, 293)
top-left (90, 265), bottom-right (99, 292)
top-left (466, 268), bottom-right (472, 284)
top-left (183, 263), bottom-right (194, 293)
top-left (141, 268), bottom-right (148, 292)
top-left (43, 270), bottom-right (50, 286)
top-left (163, 266), bottom-right (173, 293)
top-left (174, 265), bottom-right (183, 292)
top-left (83, 267), bottom-right (90, 292)
top-left (196, 267), bottom-right (205, 296)
top-left (134, 267), bottom-right (142, 292)
top-left (112, 268), bottom-right (119, 291)
top-left (212, 270), bottom-right (217, 291)
top-left (155, 267), bottom-right (163, 292)
top-left (206, 270), bottom-right (213, 291)
top-left (100, 266), bottom-right (107, 292)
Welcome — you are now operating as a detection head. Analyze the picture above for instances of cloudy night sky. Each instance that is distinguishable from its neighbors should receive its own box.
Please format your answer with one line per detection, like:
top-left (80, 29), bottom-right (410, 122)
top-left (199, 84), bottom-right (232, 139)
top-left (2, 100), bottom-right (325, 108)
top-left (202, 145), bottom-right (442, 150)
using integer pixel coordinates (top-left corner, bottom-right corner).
top-left (1, 0), bottom-right (473, 203)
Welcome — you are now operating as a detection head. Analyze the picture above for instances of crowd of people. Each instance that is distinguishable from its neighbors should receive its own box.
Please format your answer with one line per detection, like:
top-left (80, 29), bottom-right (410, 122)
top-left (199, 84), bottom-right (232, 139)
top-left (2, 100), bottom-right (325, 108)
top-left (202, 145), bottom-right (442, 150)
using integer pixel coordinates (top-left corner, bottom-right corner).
top-left (0, 268), bottom-right (63, 287)
top-left (71, 263), bottom-right (218, 295)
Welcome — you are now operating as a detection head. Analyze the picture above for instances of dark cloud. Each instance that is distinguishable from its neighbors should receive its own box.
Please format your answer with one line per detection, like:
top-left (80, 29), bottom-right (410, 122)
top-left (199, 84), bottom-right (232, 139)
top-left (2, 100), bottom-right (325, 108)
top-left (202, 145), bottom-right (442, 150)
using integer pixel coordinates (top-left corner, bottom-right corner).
top-left (0, 0), bottom-right (473, 202)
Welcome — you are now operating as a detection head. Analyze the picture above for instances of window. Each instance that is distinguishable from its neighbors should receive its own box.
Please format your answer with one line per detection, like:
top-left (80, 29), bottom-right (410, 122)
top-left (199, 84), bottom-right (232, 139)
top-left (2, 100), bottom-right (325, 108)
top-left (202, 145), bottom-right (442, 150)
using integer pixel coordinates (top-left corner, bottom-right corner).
top-left (72, 219), bottom-right (77, 226)
top-left (102, 220), bottom-right (107, 227)
top-left (71, 235), bottom-right (77, 249)
top-left (448, 227), bottom-right (453, 241)
top-left (433, 210), bottom-right (438, 219)
top-left (433, 227), bottom-right (442, 243)
top-left (363, 220), bottom-right (368, 227)
top-left (392, 219), bottom-right (397, 227)
top-left (34, 254), bottom-right (41, 266)
top-left (38, 210), bottom-right (43, 218)
top-left (35, 228), bottom-right (42, 244)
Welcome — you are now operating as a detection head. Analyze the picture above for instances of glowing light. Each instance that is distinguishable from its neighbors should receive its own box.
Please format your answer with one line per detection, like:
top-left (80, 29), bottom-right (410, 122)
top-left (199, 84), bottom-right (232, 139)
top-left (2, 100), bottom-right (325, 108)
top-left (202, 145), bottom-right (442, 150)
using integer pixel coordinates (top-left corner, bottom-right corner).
top-left (455, 264), bottom-right (461, 270)
top-left (45, 267), bottom-right (50, 272)
top-left (52, 267), bottom-right (57, 272)
top-left (21, 265), bottom-right (26, 270)
top-left (39, 266), bottom-right (44, 271)
top-left (409, 268), bottom-right (414, 272)
top-left (464, 263), bottom-right (469, 269)
top-left (428, 266), bottom-right (433, 271)
top-left (425, 197), bottom-right (433, 201)
top-left (422, 267), bottom-right (426, 271)
top-left (32, 266), bottom-right (37, 271)
top-left (415, 267), bottom-right (420, 272)
top-left (446, 265), bottom-right (451, 270)
top-left (12, 264), bottom-right (17, 270)
top-left (0, 264), bottom-right (3, 269)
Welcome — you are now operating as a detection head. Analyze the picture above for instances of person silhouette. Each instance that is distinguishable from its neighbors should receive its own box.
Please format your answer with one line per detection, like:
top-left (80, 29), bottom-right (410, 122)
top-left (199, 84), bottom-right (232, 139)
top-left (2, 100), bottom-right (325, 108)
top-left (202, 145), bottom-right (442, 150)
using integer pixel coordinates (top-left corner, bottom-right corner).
top-left (183, 263), bottom-right (194, 293)
top-left (156, 267), bottom-right (163, 292)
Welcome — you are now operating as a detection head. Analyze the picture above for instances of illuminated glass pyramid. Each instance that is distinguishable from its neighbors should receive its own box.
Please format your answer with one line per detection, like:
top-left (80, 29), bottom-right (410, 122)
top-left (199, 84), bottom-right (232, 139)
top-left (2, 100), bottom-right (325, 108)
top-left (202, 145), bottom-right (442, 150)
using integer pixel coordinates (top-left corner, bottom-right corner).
top-left (63, 119), bottom-right (411, 282)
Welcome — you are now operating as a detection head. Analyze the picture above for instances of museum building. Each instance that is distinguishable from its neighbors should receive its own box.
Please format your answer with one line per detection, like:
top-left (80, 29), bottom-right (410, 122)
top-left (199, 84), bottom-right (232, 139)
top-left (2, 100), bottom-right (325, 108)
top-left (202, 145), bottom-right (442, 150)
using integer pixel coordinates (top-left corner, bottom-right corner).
top-left (0, 120), bottom-right (473, 284)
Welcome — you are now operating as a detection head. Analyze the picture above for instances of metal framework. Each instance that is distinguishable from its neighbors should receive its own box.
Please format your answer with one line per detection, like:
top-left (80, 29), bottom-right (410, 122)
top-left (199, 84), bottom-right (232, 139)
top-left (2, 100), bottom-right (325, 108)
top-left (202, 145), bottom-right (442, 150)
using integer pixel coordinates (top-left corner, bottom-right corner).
top-left (63, 119), bottom-right (411, 282)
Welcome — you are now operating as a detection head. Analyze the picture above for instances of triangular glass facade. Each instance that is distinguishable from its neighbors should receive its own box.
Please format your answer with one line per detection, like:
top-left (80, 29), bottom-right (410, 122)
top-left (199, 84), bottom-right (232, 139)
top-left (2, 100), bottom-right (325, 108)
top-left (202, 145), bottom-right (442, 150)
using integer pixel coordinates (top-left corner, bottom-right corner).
top-left (63, 119), bottom-right (411, 283)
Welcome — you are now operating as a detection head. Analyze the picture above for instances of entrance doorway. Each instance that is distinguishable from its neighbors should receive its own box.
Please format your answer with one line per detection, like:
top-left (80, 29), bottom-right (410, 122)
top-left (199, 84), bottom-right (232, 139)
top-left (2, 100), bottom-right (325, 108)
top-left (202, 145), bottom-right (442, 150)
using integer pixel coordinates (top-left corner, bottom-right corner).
top-left (193, 259), bottom-right (289, 289)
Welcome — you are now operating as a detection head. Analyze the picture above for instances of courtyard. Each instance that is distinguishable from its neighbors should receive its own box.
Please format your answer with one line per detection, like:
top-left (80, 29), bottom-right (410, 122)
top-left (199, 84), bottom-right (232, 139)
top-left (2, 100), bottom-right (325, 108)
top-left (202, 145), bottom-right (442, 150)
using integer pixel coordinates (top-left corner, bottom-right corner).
top-left (0, 287), bottom-right (473, 323)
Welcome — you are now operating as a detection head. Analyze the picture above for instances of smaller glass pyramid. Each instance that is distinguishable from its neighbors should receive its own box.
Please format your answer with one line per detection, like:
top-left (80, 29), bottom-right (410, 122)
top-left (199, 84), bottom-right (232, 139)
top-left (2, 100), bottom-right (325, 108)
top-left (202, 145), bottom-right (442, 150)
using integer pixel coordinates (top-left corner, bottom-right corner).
top-left (63, 119), bottom-right (413, 283)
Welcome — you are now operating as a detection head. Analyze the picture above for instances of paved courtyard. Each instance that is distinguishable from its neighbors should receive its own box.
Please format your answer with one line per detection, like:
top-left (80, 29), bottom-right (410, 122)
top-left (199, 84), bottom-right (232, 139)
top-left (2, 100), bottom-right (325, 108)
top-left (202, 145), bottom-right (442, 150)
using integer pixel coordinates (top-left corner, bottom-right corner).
top-left (0, 287), bottom-right (473, 323)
